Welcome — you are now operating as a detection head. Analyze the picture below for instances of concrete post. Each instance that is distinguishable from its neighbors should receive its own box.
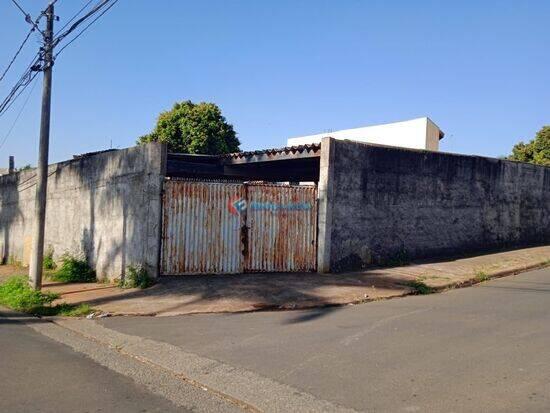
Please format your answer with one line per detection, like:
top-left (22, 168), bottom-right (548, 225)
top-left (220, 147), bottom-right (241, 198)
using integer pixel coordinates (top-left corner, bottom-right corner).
top-left (143, 143), bottom-right (167, 278)
top-left (316, 137), bottom-right (336, 273)
top-left (29, 4), bottom-right (54, 290)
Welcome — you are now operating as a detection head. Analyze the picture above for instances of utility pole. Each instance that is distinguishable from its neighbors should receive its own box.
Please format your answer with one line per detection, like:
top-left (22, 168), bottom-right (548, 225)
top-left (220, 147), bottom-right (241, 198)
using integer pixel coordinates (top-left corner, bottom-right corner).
top-left (29, 4), bottom-right (54, 290)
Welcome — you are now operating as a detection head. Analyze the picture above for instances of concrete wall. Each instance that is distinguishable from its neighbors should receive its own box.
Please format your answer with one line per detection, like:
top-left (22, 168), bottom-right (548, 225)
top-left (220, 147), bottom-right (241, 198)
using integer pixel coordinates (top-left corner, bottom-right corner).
top-left (288, 117), bottom-right (443, 151)
top-left (0, 143), bottom-right (166, 280)
top-left (318, 138), bottom-right (550, 272)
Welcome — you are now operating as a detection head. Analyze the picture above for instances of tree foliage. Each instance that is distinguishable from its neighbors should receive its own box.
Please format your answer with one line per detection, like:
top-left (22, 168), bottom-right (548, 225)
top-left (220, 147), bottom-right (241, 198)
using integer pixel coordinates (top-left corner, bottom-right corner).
top-left (138, 100), bottom-right (240, 154)
top-left (508, 126), bottom-right (550, 166)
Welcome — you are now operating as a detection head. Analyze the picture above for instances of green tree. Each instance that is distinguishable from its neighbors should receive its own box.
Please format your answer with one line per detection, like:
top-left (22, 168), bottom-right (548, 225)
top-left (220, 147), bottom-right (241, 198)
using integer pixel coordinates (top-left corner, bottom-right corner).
top-left (138, 100), bottom-right (240, 154)
top-left (508, 126), bottom-right (550, 166)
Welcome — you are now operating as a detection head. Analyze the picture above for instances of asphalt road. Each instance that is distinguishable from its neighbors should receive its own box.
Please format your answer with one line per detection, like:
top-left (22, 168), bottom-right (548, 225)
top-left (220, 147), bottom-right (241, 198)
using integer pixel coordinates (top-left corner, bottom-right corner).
top-left (101, 267), bottom-right (550, 412)
top-left (0, 310), bottom-right (186, 413)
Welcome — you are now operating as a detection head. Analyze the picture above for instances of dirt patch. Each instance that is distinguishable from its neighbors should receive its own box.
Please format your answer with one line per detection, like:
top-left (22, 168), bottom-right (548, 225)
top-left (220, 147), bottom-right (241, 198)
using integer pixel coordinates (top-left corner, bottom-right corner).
top-left (0, 265), bottom-right (28, 282)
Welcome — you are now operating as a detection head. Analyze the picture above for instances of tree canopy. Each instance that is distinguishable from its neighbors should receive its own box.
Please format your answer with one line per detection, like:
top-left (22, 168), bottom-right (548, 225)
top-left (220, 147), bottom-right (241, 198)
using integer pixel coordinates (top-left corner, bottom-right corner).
top-left (138, 100), bottom-right (240, 154)
top-left (507, 126), bottom-right (550, 166)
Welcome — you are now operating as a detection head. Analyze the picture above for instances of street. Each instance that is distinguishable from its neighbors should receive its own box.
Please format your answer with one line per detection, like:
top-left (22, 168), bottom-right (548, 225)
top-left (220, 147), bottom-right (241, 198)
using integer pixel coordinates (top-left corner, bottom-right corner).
top-left (0, 309), bottom-right (242, 413)
top-left (0, 310), bottom-right (184, 413)
top-left (100, 266), bottom-right (550, 412)
top-left (1, 266), bottom-right (549, 412)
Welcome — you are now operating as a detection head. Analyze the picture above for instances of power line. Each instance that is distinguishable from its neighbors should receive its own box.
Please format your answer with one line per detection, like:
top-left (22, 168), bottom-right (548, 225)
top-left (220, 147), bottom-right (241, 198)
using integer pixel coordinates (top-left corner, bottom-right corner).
top-left (53, 0), bottom-right (114, 48)
top-left (10, 0), bottom-right (31, 21)
top-left (0, 0), bottom-right (55, 84)
top-left (0, 27), bottom-right (35, 84)
top-left (0, 0), bottom-right (118, 124)
top-left (0, 72), bottom-right (39, 118)
top-left (0, 74), bottom-right (39, 150)
top-left (0, 53), bottom-right (42, 117)
top-left (10, 0), bottom-right (45, 35)
top-left (55, 0), bottom-right (119, 58)
top-left (54, 0), bottom-right (96, 37)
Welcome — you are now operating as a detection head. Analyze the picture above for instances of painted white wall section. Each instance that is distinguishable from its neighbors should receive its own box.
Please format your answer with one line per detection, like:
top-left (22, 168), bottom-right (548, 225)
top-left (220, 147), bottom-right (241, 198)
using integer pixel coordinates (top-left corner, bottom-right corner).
top-left (288, 117), bottom-right (444, 151)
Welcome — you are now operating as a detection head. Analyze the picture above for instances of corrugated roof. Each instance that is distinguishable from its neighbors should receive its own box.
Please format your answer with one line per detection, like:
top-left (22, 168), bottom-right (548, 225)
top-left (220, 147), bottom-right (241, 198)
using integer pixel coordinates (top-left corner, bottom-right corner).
top-left (223, 143), bottom-right (321, 159)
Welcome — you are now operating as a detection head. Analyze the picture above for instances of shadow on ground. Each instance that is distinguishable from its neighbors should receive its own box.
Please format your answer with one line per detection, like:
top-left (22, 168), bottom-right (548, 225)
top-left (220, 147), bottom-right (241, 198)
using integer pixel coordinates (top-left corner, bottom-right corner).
top-left (48, 271), bottom-right (414, 322)
top-left (2, 244), bottom-right (549, 323)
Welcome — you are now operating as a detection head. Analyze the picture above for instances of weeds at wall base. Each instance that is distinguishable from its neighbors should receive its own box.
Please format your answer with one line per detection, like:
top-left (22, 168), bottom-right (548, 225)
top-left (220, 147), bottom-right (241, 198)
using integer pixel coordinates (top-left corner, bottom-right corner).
top-left (43, 246), bottom-right (56, 270)
top-left (384, 248), bottom-right (411, 268)
top-left (34, 303), bottom-right (94, 317)
top-left (474, 270), bottom-right (490, 283)
top-left (119, 265), bottom-right (154, 289)
top-left (405, 280), bottom-right (435, 295)
top-left (48, 253), bottom-right (95, 283)
top-left (0, 276), bottom-right (94, 317)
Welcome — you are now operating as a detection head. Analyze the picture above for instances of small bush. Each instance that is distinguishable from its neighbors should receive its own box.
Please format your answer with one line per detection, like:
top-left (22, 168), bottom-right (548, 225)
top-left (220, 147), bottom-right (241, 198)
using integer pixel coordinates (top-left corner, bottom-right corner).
top-left (385, 248), bottom-right (411, 267)
top-left (59, 303), bottom-right (94, 317)
top-left (35, 303), bottom-right (94, 317)
top-left (50, 253), bottom-right (95, 283)
top-left (0, 276), bottom-right (58, 312)
top-left (0, 276), bottom-right (95, 317)
top-left (43, 246), bottom-right (56, 270)
top-left (406, 280), bottom-right (435, 295)
top-left (474, 270), bottom-right (490, 283)
top-left (119, 265), bottom-right (153, 289)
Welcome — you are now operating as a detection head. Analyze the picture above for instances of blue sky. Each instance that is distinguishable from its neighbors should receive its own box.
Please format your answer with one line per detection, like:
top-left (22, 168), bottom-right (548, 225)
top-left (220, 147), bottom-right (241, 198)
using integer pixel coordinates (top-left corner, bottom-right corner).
top-left (1, 0), bottom-right (548, 167)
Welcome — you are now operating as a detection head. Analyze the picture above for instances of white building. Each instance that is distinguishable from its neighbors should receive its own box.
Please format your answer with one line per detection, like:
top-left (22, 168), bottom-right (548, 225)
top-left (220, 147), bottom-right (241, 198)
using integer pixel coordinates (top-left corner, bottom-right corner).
top-left (287, 117), bottom-right (445, 151)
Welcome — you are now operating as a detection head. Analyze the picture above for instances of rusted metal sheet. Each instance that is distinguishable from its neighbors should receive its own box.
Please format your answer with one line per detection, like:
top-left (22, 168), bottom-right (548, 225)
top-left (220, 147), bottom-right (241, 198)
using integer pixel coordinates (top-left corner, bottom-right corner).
top-left (245, 184), bottom-right (317, 272)
top-left (161, 179), bottom-right (245, 275)
top-left (161, 180), bottom-right (318, 275)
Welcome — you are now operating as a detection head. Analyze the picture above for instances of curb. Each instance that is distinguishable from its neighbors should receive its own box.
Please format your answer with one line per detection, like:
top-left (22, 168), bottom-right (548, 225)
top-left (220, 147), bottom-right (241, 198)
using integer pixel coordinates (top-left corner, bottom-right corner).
top-left (418, 260), bottom-right (550, 294)
top-left (154, 260), bottom-right (550, 313)
top-left (0, 307), bottom-right (356, 412)
top-left (76, 259), bottom-right (550, 317)
top-left (50, 318), bottom-right (358, 413)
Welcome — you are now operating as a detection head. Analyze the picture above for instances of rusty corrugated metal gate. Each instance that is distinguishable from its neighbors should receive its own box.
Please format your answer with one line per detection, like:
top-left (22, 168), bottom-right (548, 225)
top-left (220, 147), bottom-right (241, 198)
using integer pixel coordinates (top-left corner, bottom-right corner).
top-left (161, 179), bottom-right (317, 275)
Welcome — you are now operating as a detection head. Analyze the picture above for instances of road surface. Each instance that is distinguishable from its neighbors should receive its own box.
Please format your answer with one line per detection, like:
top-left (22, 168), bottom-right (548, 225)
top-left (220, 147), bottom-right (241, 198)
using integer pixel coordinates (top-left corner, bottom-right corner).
top-left (0, 309), bottom-right (186, 413)
top-left (101, 266), bottom-right (550, 412)
top-left (2, 266), bottom-right (549, 412)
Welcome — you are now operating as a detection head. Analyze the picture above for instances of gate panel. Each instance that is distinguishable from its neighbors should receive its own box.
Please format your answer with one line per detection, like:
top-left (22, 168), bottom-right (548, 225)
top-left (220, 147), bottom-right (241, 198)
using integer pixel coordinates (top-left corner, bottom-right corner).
top-left (161, 180), bottom-right (245, 275)
top-left (245, 184), bottom-right (317, 272)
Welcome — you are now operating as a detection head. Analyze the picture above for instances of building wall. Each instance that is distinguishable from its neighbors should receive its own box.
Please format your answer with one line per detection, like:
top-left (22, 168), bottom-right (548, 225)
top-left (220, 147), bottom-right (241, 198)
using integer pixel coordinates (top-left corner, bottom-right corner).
top-left (318, 138), bottom-right (550, 272)
top-left (288, 117), bottom-right (441, 151)
top-left (0, 143), bottom-right (166, 280)
top-left (425, 118), bottom-right (442, 151)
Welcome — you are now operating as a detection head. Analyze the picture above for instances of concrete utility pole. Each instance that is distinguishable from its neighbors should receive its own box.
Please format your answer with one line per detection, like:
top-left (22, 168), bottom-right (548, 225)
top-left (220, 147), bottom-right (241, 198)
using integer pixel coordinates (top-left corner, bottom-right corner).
top-left (29, 4), bottom-right (54, 290)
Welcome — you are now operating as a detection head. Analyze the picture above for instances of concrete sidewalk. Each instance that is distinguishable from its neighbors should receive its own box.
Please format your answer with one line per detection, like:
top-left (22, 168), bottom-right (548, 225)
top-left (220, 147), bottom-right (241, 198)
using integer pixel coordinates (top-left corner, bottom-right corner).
top-left (51, 245), bottom-right (550, 315)
top-left (1, 246), bottom-right (549, 316)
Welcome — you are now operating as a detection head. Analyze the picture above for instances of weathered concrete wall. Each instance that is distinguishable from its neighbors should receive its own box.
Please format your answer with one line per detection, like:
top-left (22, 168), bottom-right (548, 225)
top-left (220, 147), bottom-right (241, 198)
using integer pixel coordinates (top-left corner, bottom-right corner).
top-left (318, 138), bottom-right (550, 272)
top-left (0, 143), bottom-right (166, 280)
